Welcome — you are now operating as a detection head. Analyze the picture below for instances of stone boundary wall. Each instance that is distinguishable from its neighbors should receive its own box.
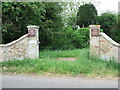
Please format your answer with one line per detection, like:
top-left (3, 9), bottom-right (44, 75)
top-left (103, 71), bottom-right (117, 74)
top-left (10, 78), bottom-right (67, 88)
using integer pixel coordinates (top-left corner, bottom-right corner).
top-left (0, 25), bottom-right (39, 61)
top-left (89, 25), bottom-right (120, 62)
top-left (0, 34), bottom-right (28, 61)
top-left (99, 33), bottom-right (120, 61)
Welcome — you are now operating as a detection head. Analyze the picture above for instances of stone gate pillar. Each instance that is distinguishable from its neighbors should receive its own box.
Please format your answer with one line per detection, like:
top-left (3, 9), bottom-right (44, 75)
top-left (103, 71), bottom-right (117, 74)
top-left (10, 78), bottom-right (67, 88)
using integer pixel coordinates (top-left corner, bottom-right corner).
top-left (89, 25), bottom-right (100, 56)
top-left (27, 25), bottom-right (39, 59)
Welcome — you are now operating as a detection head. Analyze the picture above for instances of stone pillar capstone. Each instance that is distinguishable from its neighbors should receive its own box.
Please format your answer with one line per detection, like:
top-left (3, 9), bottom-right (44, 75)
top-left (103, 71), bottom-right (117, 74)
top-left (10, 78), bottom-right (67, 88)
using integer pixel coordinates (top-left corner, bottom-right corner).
top-left (89, 25), bottom-right (100, 56)
top-left (27, 25), bottom-right (39, 59)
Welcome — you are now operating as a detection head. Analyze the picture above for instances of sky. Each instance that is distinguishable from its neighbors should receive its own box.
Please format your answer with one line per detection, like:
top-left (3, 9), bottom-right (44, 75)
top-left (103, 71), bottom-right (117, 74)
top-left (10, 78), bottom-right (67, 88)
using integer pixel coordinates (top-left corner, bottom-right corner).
top-left (92, 0), bottom-right (119, 15)
top-left (64, 0), bottom-right (120, 15)
top-left (2, 0), bottom-right (119, 15)
top-left (71, 0), bottom-right (120, 15)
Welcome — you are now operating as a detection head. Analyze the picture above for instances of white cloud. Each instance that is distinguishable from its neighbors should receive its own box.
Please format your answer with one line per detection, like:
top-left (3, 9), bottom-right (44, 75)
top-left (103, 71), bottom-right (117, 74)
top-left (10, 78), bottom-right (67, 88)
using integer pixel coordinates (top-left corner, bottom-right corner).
top-left (94, 0), bottom-right (119, 14)
top-left (75, 0), bottom-right (119, 15)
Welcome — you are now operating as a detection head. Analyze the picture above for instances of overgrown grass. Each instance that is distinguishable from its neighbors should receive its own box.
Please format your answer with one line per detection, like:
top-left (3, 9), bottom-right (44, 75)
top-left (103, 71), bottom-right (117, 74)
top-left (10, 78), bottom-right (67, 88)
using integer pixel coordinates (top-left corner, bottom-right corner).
top-left (1, 48), bottom-right (119, 78)
top-left (40, 49), bottom-right (81, 58)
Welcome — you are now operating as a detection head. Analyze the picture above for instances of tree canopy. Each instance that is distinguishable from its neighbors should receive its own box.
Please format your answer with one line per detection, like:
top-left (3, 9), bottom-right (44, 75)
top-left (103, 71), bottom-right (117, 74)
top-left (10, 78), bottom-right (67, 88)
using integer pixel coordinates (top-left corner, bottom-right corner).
top-left (2, 2), bottom-right (119, 50)
top-left (2, 2), bottom-right (64, 49)
top-left (98, 12), bottom-right (119, 42)
top-left (76, 3), bottom-right (98, 27)
top-left (2, 2), bottom-right (45, 43)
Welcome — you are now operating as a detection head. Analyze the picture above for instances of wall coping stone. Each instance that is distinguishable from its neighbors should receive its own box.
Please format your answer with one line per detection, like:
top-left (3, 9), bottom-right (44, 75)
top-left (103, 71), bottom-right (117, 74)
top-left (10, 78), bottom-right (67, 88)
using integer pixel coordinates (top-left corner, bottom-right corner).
top-left (99, 32), bottom-right (120, 47)
top-left (89, 25), bottom-right (101, 28)
top-left (27, 25), bottom-right (39, 29)
top-left (0, 34), bottom-right (28, 47)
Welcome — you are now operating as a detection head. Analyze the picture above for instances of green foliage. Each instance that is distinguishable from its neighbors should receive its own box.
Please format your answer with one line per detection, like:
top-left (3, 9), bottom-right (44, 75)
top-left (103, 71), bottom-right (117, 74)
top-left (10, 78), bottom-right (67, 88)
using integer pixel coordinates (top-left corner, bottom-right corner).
top-left (3, 2), bottom-right (74, 50)
top-left (118, 14), bottom-right (120, 43)
top-left (40, 49), bottom-right (81, 58)
top-left (1, 48), bottom-right (119, 77)
top-left (2, 2), bottom-right (118, 50)
top-left (100, 29), bottom-right (103, 32)
top-left (76, 3), bottom-right (98, 27)
top-left (2, 2), bottom-right (45, 44)
top-left (39, 2), bottom-right (64, 50)
top-left (49, 26), bottom-right (90, 50)
top-left (65, 26), bottom-right (89, 48)
top-left (2, 2), bottom-right (64, 48)
top-left (42, 26), bottom-right (90, 50)
top-left (77, 27), bottom-right (89, 47)
top-left (98, 12), bottom-right (119, 43)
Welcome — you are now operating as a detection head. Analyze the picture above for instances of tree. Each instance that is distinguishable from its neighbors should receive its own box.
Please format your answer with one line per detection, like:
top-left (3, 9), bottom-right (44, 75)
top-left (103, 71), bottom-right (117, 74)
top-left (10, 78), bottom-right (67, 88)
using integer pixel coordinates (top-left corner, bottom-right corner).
top-left (2, 2), bottom-right (65, 50)
top-left (76, 3), bottom-right (98, 27)
top-left (39, 2), bottom-right (64, 50)
top-left (98, 12), bottom-right (119, 42)
top-left (2, 2), bottom-right (45, 44)
top-left (61, 2), bottom-right (81, 27)
top-left (118, 14), bottom-right (120, 43)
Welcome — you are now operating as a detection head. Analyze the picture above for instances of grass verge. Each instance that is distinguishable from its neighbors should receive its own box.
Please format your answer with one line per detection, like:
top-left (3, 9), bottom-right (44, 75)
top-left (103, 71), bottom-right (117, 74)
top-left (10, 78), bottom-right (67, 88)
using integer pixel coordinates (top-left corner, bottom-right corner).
top-left (1, 48), bottom-right (119, 78)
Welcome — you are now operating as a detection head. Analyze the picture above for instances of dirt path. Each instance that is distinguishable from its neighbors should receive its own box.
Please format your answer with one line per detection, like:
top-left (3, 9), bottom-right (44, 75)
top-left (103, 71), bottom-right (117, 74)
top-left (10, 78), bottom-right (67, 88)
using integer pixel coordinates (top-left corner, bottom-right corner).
top-left (57, 57), bottom-right (76, 61)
